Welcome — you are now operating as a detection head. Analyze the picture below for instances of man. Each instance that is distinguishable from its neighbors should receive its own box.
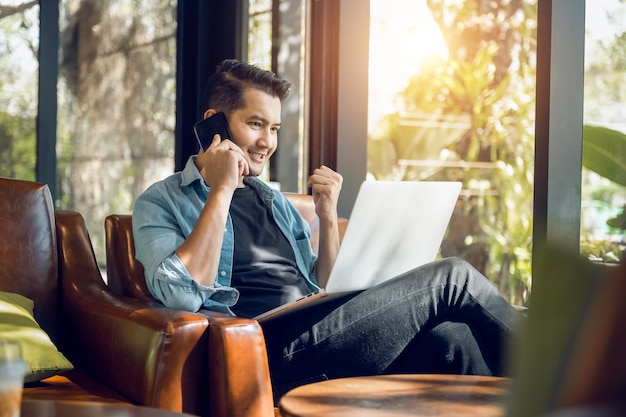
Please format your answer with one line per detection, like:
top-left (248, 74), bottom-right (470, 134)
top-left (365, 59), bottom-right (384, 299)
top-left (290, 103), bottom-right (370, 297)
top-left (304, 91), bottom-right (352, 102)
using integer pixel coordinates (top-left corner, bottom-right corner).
top-left (133, 59), bottom-right (520, 398)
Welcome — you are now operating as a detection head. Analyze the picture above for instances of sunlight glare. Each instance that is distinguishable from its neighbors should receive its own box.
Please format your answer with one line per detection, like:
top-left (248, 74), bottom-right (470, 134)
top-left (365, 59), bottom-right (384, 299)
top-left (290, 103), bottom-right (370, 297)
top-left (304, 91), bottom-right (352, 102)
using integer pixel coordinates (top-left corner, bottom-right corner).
top-left (368, 0), bottom-right (449, 132)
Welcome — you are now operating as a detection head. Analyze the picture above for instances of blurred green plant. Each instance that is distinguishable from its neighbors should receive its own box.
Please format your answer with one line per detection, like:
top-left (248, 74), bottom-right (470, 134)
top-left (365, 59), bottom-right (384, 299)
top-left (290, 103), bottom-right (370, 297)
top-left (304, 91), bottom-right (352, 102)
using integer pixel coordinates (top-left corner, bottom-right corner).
top-left (0, 111), bottom-right (36, 180)
top-left (580, 124), bottom-right (626, 262)
top-left (583, 125), bottom-right (626, 188)
top-left (580, 239), bottom-right (624, 263)
top-left (0, 2), bottom-right (38, 182)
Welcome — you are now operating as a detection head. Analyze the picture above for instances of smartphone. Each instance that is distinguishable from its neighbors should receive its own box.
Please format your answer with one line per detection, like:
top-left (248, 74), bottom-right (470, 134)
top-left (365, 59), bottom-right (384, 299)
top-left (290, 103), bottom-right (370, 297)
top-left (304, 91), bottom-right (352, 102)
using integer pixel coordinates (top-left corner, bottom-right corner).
top-left (193, 112), bottom-right (233, 150)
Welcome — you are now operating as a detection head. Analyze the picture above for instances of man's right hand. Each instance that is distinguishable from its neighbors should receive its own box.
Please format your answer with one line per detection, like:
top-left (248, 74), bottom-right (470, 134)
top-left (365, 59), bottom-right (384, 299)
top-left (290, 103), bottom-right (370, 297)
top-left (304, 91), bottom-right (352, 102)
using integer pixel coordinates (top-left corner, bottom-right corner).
top-left (178, 134), bottom-right (249, 287)
top-left (195, 134), bottom-right (249, 190)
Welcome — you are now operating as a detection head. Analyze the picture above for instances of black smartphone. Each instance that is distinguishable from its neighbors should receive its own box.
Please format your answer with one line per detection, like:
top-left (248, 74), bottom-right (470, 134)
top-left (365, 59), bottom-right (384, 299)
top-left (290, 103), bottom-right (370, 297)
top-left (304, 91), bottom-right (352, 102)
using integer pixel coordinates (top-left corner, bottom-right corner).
top-left (193, 112), bottom-right (233, 150)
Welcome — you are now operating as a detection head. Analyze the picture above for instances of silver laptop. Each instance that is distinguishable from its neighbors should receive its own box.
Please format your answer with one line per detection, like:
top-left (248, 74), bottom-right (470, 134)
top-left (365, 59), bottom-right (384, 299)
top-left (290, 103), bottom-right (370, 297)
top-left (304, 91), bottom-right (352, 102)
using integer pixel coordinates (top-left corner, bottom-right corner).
top-left (254, 180), bottom-right (462, 322)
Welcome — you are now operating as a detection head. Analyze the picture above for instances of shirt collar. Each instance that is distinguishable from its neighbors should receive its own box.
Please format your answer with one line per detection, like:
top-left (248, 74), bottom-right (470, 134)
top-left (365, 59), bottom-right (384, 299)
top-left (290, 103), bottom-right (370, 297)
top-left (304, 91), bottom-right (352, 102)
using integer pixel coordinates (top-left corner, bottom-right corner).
top-left (180, 155), bottom-right (204, 188)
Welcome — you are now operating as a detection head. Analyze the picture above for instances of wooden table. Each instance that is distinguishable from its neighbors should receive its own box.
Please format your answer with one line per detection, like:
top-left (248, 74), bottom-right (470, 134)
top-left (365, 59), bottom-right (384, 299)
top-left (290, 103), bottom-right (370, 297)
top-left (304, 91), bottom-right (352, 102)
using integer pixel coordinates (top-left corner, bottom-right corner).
top-left (21, 399), bottom-right (199, 417)
top-left (279, 374), bottom-right (510, 417)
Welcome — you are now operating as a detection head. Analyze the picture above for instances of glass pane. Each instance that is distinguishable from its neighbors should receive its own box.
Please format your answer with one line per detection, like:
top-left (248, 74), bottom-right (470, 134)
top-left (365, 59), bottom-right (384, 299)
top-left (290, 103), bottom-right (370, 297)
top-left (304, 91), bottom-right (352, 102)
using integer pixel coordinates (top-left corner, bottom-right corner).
top-left (581, 0), bottom-right (626, 263)
top-left (247, 0), bottom-right (307, 192)
top-left (248, 0), bottom-right (273, 69)
top-left (0, 1), bottom-right (39, 180)
top-left (57, 0), bottom-right (177, 266)
top-left (368, 0), bottom-right (537, 305)
top-left (247, 0), bottom-right (274, 185)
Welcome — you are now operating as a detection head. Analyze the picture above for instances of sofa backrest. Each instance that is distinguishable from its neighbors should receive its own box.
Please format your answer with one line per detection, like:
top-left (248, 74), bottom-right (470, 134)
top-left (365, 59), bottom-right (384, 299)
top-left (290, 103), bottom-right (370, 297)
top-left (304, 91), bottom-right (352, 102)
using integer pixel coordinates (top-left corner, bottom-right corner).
top-left (0, 177), bottom-right (60, 340)
top-left (105, 193), bottom-right (347, 301)
top-left (105, 214), bottom-right (153, 301)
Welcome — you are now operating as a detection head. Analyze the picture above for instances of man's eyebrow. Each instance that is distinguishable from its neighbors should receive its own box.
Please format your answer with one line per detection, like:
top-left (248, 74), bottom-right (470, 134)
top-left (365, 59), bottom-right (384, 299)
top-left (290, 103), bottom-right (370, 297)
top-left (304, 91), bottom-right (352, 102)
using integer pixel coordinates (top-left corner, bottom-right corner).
top-left (248, 115), bottom-right (281, 126)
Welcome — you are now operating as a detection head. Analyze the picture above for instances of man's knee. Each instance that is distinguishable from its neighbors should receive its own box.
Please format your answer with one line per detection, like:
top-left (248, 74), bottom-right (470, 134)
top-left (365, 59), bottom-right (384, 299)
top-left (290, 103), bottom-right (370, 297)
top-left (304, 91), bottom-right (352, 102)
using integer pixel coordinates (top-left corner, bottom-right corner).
top-left (418, 321), bottom-right (495, 376)
top-left (439, 256), bottom-right (476, 275)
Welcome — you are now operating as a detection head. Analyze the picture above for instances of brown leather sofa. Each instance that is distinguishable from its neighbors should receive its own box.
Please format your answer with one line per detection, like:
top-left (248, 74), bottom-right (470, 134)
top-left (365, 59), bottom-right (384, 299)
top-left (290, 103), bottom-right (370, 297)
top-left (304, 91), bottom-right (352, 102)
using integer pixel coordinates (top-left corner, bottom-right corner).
top-left (105, 193), bottom-right (348, 417)
top-left (0, 177), bottom-right (210, 415)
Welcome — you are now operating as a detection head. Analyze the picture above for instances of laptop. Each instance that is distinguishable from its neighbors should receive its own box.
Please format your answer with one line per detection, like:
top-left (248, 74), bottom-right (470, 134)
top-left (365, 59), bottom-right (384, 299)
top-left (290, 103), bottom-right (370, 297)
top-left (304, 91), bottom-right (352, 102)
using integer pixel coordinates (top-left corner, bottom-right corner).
top-left (254, 180), bottom-right (462, 322)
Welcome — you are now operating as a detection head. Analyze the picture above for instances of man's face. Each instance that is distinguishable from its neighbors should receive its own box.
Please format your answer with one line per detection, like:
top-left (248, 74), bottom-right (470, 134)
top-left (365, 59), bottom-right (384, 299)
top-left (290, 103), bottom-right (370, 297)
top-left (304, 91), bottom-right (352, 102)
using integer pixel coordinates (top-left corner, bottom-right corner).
top-left (227, 88), bottom-right (281, 177)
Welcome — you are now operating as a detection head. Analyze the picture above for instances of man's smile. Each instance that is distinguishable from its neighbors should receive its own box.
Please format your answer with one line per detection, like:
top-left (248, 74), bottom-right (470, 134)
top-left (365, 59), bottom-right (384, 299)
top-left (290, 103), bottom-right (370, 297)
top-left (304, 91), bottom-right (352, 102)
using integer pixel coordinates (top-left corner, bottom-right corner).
top-left (248, 150), bottom-right (269, 162)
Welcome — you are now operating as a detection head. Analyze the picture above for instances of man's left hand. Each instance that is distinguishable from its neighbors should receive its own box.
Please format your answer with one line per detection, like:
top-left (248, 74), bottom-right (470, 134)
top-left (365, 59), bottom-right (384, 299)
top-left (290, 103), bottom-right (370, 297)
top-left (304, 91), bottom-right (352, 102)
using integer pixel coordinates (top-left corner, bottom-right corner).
top-left (307, 166), bottom-right (343, 222)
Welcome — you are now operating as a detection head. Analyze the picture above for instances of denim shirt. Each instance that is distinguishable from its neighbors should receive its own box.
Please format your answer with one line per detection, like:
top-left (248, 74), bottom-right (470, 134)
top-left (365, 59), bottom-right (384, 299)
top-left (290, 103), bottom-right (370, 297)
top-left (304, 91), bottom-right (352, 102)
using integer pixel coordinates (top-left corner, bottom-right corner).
top-left (132, 156), bottom-right (320, 314)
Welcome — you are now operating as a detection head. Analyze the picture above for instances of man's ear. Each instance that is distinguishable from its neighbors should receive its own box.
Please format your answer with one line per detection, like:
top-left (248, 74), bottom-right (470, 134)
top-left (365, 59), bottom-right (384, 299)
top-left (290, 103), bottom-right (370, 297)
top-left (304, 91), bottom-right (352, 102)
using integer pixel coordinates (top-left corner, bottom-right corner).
top-left (203, 109), bottom-right (217, 119)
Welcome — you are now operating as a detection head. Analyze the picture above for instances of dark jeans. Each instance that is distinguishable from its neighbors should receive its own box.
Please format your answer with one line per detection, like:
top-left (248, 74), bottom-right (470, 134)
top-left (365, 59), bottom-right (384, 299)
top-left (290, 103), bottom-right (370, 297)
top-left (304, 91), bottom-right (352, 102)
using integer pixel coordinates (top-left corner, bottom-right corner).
top-left (261, 257), bottom-right (521, 399)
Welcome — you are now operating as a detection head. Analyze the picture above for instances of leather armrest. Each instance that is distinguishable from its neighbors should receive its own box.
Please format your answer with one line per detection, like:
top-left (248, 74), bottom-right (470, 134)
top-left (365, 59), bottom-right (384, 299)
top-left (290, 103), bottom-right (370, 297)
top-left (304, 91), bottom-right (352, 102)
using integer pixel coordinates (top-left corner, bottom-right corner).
top-left (201, 311), bottom-right (275, 417)
top-left (55, 211), bottom-right (209, 414)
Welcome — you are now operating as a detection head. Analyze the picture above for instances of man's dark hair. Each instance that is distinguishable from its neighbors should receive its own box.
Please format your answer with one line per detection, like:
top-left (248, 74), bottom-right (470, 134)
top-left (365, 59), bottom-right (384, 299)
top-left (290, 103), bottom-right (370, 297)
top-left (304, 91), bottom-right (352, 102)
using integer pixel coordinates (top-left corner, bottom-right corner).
top-left (201, 59), bottom-right (293, 116)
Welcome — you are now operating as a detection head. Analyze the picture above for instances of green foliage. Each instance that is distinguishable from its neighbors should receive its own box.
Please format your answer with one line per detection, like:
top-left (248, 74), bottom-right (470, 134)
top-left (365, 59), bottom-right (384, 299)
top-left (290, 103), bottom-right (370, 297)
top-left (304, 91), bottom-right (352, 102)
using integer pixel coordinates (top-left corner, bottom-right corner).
top-left (443, 44), bottom-right (536, 305)
top-left (583, 125), bottom-right (626, 187)
top-left (0, 1), bottom-right (38, 182)
top-left (580, 1), bottom-right (626, 263)
top-left (0, 111), bottom-right (36, 180)
top-left (581, 126), bottom-right (626, 253)
top-left (607, 206), bottom-right (626, 230)
top-left (580, 239), bottom-right (624, 263)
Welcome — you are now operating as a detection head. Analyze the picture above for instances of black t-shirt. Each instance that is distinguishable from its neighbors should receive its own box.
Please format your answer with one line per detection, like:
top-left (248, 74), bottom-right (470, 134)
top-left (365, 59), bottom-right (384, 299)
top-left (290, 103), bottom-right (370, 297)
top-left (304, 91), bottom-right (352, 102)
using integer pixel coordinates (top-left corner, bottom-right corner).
top-left (229, 187), bottom-right (310, 318)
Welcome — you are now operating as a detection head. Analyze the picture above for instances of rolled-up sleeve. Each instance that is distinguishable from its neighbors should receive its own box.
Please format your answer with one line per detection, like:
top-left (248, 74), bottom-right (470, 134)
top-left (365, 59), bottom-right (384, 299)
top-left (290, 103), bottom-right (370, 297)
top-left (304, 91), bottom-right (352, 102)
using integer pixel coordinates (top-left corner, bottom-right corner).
top-left (150, 254), bottom-right (239, 313)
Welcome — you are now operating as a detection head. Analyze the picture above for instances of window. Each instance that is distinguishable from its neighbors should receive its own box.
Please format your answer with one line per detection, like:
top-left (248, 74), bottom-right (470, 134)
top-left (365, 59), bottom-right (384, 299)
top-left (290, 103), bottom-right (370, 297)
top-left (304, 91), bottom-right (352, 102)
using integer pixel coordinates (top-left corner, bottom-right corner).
top-left (367, 0), bottom-right (538, 304)
top-left (581, 0), bottom-right (626, 263)
top-left (3, 0), bottom-right (608, 280)
top-left (248, 0), bottom-right (273, 69)
top-left (56, 0), bottom-right (177, 264)
top-left (248, 0), bottom-right (308, 192)
top-left (0, 1), bottom-right (39, 180)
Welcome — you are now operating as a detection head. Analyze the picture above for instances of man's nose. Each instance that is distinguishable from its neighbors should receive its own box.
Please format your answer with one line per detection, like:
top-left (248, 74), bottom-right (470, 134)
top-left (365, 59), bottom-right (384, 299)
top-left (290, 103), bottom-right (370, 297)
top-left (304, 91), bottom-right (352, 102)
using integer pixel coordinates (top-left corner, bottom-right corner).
top-left (257, 129), bottom-right (273, 147)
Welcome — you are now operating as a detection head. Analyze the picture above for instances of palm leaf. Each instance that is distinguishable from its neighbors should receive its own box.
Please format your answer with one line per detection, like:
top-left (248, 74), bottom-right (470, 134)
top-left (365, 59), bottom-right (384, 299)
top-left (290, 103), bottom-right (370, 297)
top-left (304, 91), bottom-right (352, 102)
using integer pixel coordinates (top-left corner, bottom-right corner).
top-left (582, 125), bottom-right (626, 187)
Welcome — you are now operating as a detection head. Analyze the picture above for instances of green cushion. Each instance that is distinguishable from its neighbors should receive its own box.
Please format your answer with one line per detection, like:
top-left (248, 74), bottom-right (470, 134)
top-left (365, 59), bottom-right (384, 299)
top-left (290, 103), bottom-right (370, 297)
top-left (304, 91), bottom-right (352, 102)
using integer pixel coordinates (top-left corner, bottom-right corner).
top-left (0, 291), bottom-right (73, 382)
